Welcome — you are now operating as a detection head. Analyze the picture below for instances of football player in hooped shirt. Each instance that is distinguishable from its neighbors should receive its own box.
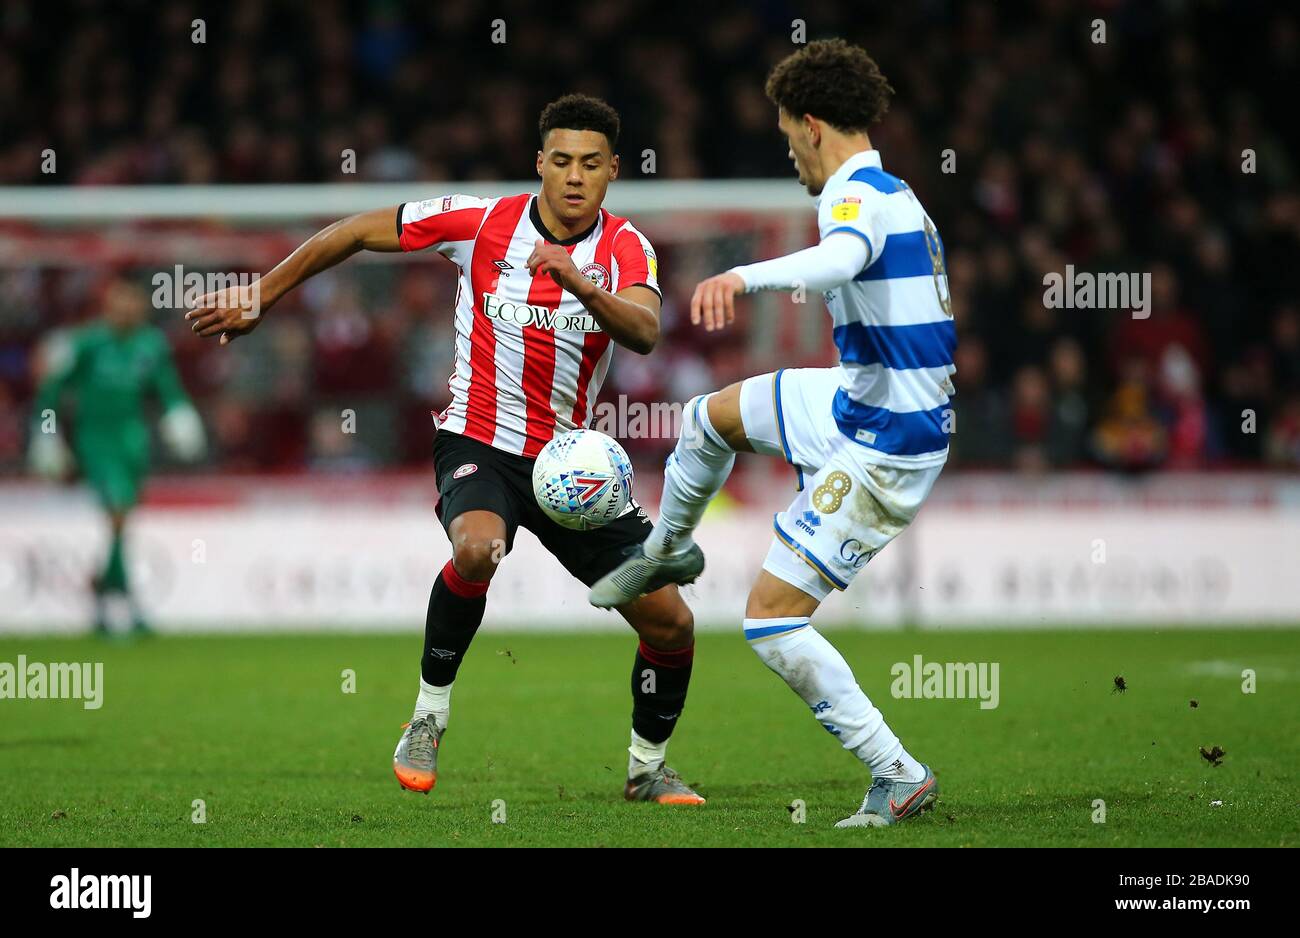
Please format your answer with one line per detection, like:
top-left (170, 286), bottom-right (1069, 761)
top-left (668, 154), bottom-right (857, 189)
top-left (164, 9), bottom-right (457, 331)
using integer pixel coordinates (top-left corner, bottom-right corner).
top-left (185, 95), bottom-right (705, 805)
top-left (593, 41), bottom-right (953, 827)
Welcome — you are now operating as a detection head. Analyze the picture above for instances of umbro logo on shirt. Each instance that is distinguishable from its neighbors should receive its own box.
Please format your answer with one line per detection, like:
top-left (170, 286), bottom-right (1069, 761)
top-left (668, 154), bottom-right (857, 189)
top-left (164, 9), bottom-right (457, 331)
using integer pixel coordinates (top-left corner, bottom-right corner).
top-left (493, 259), bottom-right (513, 271)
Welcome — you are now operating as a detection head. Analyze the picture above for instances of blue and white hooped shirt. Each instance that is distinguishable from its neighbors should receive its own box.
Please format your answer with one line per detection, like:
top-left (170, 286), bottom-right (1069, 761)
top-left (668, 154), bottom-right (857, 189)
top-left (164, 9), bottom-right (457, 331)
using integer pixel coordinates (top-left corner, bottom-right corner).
top-left (817, 149), bottom-right (956, 468)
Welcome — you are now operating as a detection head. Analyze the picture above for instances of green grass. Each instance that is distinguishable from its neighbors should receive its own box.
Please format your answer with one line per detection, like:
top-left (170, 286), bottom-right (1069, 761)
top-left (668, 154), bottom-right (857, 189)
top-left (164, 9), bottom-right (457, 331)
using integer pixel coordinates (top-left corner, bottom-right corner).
top-left (1, 628), bottom-right (1296, 847)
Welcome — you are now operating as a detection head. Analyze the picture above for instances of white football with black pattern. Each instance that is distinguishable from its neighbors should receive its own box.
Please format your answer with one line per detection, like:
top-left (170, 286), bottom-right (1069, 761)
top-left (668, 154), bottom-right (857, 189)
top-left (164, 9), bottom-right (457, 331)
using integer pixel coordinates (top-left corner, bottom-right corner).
top-left (532, 429), bottom-right (634, 531)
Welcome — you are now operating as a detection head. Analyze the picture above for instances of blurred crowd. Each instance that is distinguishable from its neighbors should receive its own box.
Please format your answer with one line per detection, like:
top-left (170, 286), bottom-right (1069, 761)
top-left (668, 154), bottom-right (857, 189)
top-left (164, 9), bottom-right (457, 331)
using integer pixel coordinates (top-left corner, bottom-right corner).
top-left (1, 0), bottom-right (1298, 474)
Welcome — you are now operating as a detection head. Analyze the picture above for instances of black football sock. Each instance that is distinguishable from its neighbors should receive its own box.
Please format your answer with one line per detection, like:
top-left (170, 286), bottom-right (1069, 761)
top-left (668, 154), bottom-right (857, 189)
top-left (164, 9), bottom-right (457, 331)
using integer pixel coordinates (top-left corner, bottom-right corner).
top-left (420, 559), bottom-right (489, 686)
top-left (630, 640), bottom-right (694, 745)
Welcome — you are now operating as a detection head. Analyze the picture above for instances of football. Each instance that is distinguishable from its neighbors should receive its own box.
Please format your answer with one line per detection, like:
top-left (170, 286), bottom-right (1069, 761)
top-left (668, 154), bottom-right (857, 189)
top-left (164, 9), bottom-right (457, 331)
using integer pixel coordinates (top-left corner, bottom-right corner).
top-left (532, 428), bottom-right (634, 530)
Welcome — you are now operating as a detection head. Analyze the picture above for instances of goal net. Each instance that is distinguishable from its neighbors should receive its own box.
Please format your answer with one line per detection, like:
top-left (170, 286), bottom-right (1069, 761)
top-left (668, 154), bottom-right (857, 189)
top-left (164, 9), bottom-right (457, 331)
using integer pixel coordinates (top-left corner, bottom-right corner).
top-left (0, 180), bottom-right (825, 489)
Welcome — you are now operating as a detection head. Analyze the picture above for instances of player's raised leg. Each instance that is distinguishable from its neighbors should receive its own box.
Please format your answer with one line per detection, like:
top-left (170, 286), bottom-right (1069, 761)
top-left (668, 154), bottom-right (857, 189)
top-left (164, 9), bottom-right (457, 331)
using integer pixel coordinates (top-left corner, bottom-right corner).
top-left (588, 383), bottom-right (748, 608)
top-left (615, 587), bottom-right (705, 804)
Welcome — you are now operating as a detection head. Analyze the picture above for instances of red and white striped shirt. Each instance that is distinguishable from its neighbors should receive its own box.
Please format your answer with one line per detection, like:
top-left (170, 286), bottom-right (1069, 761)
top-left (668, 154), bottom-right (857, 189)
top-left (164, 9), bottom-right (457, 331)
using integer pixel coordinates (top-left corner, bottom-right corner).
top-left (398, 193), bottom-right (660, 458)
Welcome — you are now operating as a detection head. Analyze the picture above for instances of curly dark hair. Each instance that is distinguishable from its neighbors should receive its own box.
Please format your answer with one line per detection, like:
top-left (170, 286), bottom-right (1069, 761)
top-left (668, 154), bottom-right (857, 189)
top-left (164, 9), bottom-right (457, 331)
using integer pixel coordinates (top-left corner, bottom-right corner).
top-left (538, 93), bottom-right (621, 151)
top-left (764, 39), bottom-right (894, 133)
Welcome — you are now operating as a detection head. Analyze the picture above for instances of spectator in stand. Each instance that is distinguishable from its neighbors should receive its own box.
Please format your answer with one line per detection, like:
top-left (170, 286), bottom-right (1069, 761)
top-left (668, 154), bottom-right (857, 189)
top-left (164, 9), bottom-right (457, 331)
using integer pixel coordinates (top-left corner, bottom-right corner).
top-left (1265, 396), bottom-right (1300, 467)
top-left (948, 336), bottom-right (1011, 467)
top-left (1045, 337), bottom-right (1091, 467)
top-left (0, 1), bottom-right (1295, 475)
top-left (1092, 376), bottom-right (1168, 473)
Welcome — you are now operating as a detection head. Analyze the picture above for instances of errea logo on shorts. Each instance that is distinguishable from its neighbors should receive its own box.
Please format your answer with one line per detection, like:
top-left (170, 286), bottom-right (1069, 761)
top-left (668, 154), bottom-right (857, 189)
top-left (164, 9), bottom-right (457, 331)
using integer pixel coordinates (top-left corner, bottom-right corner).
top-left (482, 293), bottom-right (603, 332)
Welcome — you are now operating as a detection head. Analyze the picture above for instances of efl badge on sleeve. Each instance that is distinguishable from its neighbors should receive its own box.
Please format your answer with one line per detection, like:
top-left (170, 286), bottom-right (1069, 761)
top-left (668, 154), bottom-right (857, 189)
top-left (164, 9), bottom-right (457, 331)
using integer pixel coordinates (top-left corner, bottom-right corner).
top-left (831, 197), bottom-right (861, 221)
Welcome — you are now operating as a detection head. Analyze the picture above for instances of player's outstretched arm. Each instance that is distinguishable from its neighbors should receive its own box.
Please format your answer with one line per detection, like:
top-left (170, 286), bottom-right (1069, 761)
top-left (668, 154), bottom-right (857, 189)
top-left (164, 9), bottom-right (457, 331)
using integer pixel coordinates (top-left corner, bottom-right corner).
top-left (691, 232), bottom-right (870, 332)
top-left (185, 206), bottom-right (402, 345)
top-left (27, 332), bottom-right (81, 479)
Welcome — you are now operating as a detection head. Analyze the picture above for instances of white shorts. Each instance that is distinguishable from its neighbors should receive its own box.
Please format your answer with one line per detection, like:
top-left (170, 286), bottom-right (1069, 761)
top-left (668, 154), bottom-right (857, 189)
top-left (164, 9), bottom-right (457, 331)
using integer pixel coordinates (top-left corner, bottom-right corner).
top-left (738, 367), bottom-right (943, 602)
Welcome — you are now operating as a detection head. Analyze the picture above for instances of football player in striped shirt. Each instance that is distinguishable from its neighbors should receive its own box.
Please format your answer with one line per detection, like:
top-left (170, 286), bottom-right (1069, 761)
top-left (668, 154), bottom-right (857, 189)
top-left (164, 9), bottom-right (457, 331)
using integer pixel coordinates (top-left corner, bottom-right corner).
top-left (592, 41), bottom-right (953, 827)
top-left (185, 95), bottom-right (704, 806)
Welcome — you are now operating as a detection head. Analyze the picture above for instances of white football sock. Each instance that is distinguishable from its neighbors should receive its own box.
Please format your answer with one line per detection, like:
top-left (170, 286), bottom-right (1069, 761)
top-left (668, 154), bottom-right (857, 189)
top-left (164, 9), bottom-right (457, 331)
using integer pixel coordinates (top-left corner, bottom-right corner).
top-left (628, 729), bottom-right (667, 777)
top-left (743, 617), bottom-right (926, 782)
top-left (645, 394), bottom-right (736, 560)
top-left (414, 677), bottom-right (451, 730)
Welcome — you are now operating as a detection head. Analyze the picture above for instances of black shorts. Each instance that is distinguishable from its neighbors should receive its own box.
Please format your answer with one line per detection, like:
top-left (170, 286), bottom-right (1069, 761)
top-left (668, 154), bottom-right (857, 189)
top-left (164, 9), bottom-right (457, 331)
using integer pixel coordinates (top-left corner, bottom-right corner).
top-left (432, 429), bottom-right (652, 587)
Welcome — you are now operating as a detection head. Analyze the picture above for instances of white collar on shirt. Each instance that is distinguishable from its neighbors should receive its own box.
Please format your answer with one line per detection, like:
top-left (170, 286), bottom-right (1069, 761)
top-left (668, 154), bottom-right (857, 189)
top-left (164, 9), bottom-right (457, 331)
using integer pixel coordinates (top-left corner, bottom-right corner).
top-left (818, 149), bottom-right (883, 205)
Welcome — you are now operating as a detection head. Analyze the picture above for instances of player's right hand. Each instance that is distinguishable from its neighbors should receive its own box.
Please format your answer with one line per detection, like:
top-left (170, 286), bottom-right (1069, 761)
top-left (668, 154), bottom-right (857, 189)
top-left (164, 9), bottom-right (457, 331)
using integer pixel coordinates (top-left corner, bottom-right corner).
top-left (690, 272), bottom-right (745, 332)
top-left (28, 432), bottom-right (72, 480)
top-left (185, 284), bottom-right (264, 345)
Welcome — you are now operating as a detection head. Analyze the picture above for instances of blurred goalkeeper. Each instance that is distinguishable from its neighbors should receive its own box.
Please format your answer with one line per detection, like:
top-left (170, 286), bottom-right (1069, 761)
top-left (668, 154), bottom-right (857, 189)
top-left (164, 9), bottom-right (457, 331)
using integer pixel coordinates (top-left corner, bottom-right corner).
top-left (28, 274), bottom-right (207, 635)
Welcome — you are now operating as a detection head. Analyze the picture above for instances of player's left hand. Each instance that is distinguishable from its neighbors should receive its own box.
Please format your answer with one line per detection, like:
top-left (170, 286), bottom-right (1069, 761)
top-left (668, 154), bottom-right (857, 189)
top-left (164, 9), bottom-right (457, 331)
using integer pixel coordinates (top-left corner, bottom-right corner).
top-left (527, 240), bottom-right (582, 291)
top-left (690, 272), bottom-right (745, 332)
top-left (184, 285), bottom-right (264, 345)
top-left (160, 404), bottom-right (208, 462)
top-left (27, 431), bottom-right (72, 481)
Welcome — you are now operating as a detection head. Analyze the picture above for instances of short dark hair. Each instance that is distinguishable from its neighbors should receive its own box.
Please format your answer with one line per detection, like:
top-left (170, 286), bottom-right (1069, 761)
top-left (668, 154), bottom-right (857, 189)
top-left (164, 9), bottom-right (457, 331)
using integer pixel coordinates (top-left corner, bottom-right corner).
top-left (764, 39), bottom-right (894, 133)
top-left (538, 94), bottom-right (621, 151)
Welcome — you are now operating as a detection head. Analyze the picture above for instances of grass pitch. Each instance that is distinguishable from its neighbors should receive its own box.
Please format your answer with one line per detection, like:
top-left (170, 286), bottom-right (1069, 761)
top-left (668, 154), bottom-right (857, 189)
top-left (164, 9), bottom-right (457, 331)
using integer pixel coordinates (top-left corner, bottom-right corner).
top-left (0, 628), bottom-right (1295, 847)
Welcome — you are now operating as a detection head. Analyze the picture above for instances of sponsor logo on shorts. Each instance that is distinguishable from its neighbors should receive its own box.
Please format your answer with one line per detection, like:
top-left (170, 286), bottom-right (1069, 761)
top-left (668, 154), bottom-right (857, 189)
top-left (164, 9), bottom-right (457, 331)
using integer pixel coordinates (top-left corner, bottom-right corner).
top-left (453, 463), bottom-right (478, 479)
top-left (795, 510), bottom-right (822, 536)
top-left (839, 537), bottom-right (876, 569)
